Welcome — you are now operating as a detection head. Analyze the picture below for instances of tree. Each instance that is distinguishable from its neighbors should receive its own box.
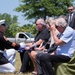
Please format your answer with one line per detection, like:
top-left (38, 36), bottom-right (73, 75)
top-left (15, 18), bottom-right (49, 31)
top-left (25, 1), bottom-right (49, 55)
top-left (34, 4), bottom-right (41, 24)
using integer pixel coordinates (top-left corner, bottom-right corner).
top-left (15, 0), bottom-right (74, 21)
top-left (20, 24), bottom-right (37, 36)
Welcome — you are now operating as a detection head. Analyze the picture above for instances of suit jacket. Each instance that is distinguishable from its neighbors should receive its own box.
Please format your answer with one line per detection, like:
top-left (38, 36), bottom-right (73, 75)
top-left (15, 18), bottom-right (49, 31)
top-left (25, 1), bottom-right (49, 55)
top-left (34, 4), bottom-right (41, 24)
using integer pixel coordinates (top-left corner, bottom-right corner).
top-left (67, 12), bottom-right (75, 29)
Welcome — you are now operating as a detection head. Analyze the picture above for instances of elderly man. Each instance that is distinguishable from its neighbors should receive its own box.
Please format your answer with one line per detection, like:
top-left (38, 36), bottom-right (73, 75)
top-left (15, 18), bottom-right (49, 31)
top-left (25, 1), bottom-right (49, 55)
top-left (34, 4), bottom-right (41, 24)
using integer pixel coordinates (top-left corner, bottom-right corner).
top-left (19, 18), bottom-right (50, 74)
top-left (36, 18), bottom-right (75, 75)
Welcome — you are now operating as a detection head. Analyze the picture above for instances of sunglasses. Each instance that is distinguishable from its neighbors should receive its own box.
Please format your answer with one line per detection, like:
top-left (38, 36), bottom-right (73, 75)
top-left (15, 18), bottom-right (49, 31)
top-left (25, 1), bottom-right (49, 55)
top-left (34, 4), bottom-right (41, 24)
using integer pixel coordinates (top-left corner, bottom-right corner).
top-left (36, 23), bottom-right (40, 25)
top-left (36, 23), bottom-right (43, 25)
top-left (56, 26), bottom-right (59, 28)
top-left (68, 9), bottom-right (73, 11)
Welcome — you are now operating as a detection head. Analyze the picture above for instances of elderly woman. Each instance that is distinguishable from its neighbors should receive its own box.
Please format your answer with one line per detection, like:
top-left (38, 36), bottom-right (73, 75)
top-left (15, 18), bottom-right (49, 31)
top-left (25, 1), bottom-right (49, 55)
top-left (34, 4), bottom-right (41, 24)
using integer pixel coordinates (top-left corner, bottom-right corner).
top-left (45, 17), bottom-right (59, 46)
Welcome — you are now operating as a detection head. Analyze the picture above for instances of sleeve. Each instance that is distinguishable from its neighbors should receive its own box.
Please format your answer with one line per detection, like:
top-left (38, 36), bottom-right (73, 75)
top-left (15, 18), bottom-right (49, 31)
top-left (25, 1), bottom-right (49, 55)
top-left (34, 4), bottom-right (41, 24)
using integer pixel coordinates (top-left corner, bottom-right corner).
top-left (60, 29), bottom-right (73, 43)
top-left (2, 35), bottom-right (20, 50)
top-left (5, 40), bottom-right (20, 50)
top-left (39, 29), bottom-right (50, 41)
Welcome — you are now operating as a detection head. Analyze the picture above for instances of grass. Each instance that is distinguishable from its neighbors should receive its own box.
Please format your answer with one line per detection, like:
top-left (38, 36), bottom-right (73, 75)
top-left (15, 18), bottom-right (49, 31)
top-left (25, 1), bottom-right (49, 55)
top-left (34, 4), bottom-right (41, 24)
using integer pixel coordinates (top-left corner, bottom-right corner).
top-left (0, 51), bottom-right (32, 75)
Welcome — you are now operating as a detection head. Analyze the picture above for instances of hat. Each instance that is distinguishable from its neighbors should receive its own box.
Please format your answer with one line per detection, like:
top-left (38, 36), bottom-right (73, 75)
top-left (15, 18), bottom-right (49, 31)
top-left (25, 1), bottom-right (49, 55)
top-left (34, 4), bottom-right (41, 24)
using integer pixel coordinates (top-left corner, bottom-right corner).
top-left (0, 20), bottom-right (6, 26)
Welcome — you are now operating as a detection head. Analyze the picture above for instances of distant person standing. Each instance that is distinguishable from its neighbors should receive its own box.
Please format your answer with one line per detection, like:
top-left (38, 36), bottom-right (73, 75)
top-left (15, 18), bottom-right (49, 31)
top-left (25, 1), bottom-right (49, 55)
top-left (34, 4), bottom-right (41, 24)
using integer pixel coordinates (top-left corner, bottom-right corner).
top-left (67, 6), bottom-right (75, 29)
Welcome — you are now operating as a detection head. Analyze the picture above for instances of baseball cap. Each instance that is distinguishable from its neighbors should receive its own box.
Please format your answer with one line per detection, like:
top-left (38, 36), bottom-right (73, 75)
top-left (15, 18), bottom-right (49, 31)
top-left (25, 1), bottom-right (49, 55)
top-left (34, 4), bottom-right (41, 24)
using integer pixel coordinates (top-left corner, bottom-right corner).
top-left (0, 20), bottom-right (6, 26)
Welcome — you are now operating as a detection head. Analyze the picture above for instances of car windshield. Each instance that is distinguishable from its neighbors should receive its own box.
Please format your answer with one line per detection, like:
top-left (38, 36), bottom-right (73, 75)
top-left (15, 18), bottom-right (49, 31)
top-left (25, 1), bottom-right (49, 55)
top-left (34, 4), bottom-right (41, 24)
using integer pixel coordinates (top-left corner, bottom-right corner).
top-left (25, 32), bottom-right (34, 38)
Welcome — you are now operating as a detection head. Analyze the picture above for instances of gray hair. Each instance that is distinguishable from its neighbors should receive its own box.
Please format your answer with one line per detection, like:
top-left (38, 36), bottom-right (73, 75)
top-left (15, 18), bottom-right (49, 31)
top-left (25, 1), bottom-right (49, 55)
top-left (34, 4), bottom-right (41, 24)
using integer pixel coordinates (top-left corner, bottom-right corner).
top-left (55, 18), bottom-right (67, 27)
top-left (36, 18), bottom-right (46, 26)
top-left (59, 15), bottom-right (67, 22)
top-left (45, 17), bottom-right (55, 26)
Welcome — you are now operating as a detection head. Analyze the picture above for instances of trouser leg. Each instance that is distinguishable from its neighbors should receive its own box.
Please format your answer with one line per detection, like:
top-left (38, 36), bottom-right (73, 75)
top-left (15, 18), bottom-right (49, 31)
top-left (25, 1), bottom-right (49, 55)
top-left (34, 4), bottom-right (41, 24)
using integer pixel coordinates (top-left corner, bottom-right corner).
top-left (19, 51), bottom-right (25, 63)
top-left (20, 51), bottom-right (30, 72)
top-left (39, 53), bottom-right (70, 75)
top-left (36, 53), bottom-right (50, 75)
top-left (0, 53), bottom-right (16, 73)
top-left (3, 49), bottom-right (16, 66)
top-left (0, 63), bottom-right (16, 73)
top-left (36, 53), bottom-right (43, 75)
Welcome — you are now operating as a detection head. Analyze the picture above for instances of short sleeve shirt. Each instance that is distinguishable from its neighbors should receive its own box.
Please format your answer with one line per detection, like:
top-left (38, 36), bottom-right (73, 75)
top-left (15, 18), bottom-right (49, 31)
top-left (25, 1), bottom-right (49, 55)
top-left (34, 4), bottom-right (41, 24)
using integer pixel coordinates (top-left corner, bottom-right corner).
top-left (56, 26), bottom-right (75, 57)
top-left (35, 27), bottom-right (50, 46)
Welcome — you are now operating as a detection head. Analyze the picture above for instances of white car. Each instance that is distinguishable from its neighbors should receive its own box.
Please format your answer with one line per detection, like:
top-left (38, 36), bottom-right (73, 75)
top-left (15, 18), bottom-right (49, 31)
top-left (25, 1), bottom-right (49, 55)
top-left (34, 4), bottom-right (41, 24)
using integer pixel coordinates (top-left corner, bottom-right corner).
top-left (7, 32), bottom-right (34, 44)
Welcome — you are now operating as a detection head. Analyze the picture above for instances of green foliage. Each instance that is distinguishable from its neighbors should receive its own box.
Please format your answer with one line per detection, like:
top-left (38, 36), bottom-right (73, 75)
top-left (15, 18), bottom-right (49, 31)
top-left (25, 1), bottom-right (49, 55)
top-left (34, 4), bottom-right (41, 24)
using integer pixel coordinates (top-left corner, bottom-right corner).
top-left (0, 13), bottom-right (37, 37)
top-left (15, 0), bottom-right (74, 20)
top-left (1, 0), bottom-right (75, 37)
top-left (20, 24), bottom-right (37, 36)
top-left (0, 0), bottom-right (74, 37)
top-left (7, 23), bottom-right (19, 37)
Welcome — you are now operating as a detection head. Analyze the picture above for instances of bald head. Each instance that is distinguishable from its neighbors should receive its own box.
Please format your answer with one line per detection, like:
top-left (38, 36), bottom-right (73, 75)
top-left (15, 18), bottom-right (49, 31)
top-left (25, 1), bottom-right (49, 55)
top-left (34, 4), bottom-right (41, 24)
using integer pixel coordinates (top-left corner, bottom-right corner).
top-left (36, 18), bottom-right (46, 31)
top-left (36, 18), bottom-right (44, 23)
top-left (36, 18), bottom-right (46, 26)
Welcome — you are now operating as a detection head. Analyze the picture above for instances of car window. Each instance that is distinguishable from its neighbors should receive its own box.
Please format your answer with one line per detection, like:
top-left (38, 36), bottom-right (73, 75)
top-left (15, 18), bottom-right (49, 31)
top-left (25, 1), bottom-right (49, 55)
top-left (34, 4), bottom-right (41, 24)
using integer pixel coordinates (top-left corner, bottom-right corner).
top-left (25, 32), bottom-right (34, 38)
top-left (19, 34), bottom-right (27, 39)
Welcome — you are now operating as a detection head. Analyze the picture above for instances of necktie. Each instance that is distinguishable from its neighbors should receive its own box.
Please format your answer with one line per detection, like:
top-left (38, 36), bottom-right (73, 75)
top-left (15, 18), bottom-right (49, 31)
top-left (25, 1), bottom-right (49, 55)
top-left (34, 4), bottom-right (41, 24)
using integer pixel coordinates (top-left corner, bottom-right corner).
top-left (68, 14), bottom-right (72, 25)
top-left (70, 14), bottom-right (72, 21)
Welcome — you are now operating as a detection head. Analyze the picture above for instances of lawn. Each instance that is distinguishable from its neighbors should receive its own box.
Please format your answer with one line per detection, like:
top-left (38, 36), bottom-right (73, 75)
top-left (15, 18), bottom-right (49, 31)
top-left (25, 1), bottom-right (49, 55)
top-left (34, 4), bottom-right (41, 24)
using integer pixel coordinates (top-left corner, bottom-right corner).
top-left (0, 51), bottom-right (32, 75)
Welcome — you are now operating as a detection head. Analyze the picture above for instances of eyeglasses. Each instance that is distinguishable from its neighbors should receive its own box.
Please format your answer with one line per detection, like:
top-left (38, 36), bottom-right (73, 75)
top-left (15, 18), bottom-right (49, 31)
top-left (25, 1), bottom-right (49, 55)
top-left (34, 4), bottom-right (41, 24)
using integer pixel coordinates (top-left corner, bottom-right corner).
top-left (56, 26), bottom-right (59, 28)
top-left (36, 23), bottom-right (40, 25)
top-left (68, 9), bottom-right (73, 11)
top-left (36, 23), bottom-right (42, 25)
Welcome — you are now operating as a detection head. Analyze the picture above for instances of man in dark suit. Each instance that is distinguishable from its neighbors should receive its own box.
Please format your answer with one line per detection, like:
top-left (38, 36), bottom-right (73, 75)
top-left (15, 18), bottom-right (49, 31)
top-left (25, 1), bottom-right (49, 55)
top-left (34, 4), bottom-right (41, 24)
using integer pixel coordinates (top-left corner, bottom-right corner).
top-left (67, 6), bottom-right (75, 29)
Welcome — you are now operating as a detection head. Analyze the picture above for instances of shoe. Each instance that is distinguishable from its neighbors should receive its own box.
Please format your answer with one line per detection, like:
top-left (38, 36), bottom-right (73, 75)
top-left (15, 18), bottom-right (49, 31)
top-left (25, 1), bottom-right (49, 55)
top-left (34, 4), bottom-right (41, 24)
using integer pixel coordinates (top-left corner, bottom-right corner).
top-left (19, 72), bottom-right (23, 74)
top-left (19, 71), bottom-right (25, 74)
top-left (32, 71), bottom-right (37, 75)
top-left (14, 71), bottom-right (18, 74)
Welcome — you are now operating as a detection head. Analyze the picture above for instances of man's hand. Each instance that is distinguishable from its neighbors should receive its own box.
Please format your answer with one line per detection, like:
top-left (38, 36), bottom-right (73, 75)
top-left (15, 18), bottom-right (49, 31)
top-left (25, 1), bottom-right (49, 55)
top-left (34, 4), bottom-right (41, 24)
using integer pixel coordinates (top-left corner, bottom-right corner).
top-left (51, 24), bottom-right (56, 31)
top-left (18, 42), bottom-right (26, 53)
top-left (20, 42), bottom-right (26, 48)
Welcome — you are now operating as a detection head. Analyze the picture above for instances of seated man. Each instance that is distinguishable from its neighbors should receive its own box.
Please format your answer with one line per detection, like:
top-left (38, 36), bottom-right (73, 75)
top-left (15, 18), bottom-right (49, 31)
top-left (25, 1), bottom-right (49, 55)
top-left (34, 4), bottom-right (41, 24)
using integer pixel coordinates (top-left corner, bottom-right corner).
top-left (19, 18), bottom-right (50, 74)
top-left (36, 18), bottom-right (75, 75)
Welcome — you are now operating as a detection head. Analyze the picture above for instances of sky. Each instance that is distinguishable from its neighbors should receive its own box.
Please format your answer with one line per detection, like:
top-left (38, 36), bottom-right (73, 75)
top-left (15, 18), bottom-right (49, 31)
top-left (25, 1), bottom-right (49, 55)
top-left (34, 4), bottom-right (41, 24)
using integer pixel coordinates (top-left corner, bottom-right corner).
top-left (0, 0), bottom-right (75, 26)
top-left (0, 0), bottom-right (31, 26)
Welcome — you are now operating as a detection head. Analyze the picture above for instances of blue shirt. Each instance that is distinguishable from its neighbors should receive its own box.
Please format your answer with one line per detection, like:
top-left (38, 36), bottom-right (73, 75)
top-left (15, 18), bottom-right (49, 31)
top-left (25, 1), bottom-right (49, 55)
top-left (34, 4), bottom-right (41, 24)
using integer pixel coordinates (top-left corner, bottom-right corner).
top-left (56, 26), bottom-right (75, 57)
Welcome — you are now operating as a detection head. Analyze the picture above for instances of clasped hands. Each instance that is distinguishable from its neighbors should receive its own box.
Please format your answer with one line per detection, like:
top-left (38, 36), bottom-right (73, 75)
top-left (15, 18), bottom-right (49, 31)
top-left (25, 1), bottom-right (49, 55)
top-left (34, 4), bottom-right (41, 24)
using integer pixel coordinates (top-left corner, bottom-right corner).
top-left (18, 42), bottom-right (35, 53)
